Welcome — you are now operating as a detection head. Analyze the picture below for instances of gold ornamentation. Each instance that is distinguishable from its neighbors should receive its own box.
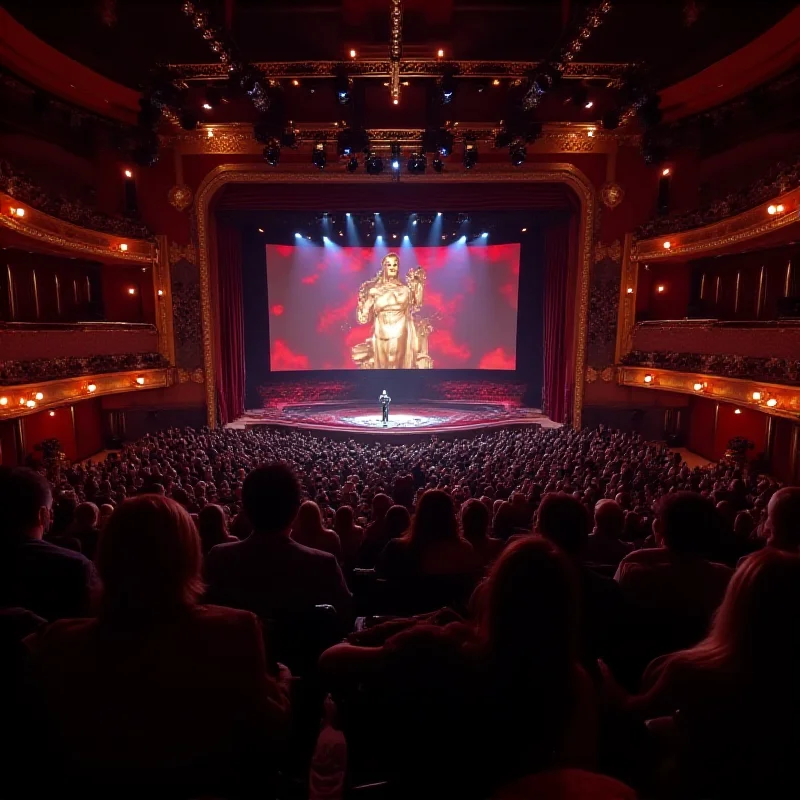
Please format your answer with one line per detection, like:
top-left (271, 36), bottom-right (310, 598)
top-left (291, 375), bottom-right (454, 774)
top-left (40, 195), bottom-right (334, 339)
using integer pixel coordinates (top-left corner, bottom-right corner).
top-left (601, 182), bottom-right (624, 209)
top-left (614, 234), bottom-right (636, 362)
top-left (169, 241), bottom-right (197, 265)
top-left (586, 366), bottom-right (598, 383)
top-left (191, 368), bottom-right (205, 384)
top-left (632, 186), bottom-right (800, 261)
top-left (177, 368), bottom-right (191, 384)
top-left (192, 164), bottom-right (595, 429)
top-left (618, 366), bottom-right (800, 421)
top-left (0, 191), bottom-right (156, 264)
top-left (168, 184), bottom-right (193, 212)
top-left (594, 239), bottom-right (622, 263)
top-left (600, 366), bottom-right (616, 382)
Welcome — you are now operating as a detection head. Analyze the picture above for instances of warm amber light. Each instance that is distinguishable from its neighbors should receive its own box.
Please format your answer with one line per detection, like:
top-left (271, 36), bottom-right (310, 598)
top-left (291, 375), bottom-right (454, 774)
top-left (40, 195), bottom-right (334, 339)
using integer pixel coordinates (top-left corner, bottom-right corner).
top-left (437, 49), bottom-right (445, 58)
top-left (136, 376), bottom-right (145, 386)
top-left (119, 243), bottom-right (128, 252)
top-left (767, 205), bottom-right (777, 215)
top-left (49, 411), bottom-right (55, 417)
top-left (349, 49), bottom-right (357, 58)
top-left (25, 400), bottom-right (36, 408)
top-left (393, 98), bottom-right (399, 105)
top-left (767, 398), bottom-right (778, 407)
top-left (35, 392), bottom-right (44, 401)
top-left (626, 287), bottom-right (634, 294)
top-left (124, 169), bottom-right (133, 178)
top-left (734, 408), bottom-right (742, 415)
top-left (663, 241), bottom-right (671, 249)
top-left (292, 79), bottom-right (300, 86)
top-left (157, 289), bottom-right (164, 296)
top-left (752, 391), bottom-right (762, 401)
top-left (128, 287), bottom-right (136, 295)
top-left (10, 206), bottom-right (25, 218)
top-left (521, 227), bottom-right (527, 232)
top-left (587, 128), bottom-right (595, 137)
top-left (693, 383), bottom-right (703, 391)
top-left (644, 374), bottom-right (653, 384)
top-left (662, 167), bottom-right (671, 177)
top-left (87, 383), bottom-right (97, 393)
top-left (492, 79), bottom-right (500, 86)
top-left (776, 204), bottom-right (785, 213)
top-left (0, 397), bottom-right (7, 406)
top-left (657, 285), bottom-right (665, 293)
top-left (207, 128), bottom-right (214, 138)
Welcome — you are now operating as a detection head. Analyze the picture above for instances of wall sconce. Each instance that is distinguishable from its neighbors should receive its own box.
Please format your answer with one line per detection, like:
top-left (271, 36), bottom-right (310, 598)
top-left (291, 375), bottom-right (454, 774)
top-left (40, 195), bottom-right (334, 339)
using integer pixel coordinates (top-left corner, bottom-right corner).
top-left (644, 374), bottom-right (653, 384)
top-left (693, 382), bottom-right (703, 391)
top-left (626, 287), bottom-right (634, 294)
top-left (766, 398), bottom-right (778, 408)
top-left (87, 383), bottom-right (97, 393)
top-left (661, 167), bottom-right (671, 177)
top-left (767, 204), bottom-right (785, 215)
top-left (734, 408), bottom-right (742, 415)
top-left (657, 285), bottom-right (665, 293)
top-left (752, 391), bottom-right (762, 401)
top-left (0, 397), bottom-right (7, 406)
top-left (124, 169), bottom-right (133, 179)
top-left (663, 241), bottom-right (671, 250)
top-left (157, 289), bottom-right (164, 296)
top-left (25, 399), bottom-right (36, 408)
top-left (119, 243), bottom-right (128, 252)
top-left (35, 392), bottom-right (44, 400)
top-left (9, 206), bottom-right (25, 218)
top-left (49, 411), bottom-right (56, 417)
top-left (136, 376), bottom-right (145, 386)
top-left (128, 287), bottom-right (136, 295)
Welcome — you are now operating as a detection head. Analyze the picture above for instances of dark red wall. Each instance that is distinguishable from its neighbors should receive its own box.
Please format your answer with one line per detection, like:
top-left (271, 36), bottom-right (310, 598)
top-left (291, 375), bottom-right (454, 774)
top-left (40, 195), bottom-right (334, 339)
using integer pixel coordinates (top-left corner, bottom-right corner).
top-left (637, 260), bottom-right (693, 321)
top-left (23, 406), bottom-right (77, 463)
top-left (73, 398), bottom-right (104, 460)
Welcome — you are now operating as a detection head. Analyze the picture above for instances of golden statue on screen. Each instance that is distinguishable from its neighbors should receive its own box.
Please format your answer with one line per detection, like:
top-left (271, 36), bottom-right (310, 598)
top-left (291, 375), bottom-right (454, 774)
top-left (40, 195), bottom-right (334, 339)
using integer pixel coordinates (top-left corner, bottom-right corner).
top-left (351, 252), bottom-right (433, 369)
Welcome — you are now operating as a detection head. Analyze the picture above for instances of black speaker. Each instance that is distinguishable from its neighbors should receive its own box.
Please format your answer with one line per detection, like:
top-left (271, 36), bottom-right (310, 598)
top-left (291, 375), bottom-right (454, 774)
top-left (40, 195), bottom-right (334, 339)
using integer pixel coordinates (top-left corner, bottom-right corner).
top-left (777, 297), bottom-right (800, 319)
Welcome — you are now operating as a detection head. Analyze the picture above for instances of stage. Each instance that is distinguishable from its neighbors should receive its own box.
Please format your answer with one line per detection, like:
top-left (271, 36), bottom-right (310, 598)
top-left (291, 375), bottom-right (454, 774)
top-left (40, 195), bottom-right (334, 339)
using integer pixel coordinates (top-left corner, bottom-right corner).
top-left (227, 402), bottom-right (559, 437)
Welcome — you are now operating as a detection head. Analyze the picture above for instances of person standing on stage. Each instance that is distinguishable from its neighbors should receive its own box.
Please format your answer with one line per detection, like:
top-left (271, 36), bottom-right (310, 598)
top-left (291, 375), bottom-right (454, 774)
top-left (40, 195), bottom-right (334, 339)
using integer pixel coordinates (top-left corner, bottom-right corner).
top-left (379, 390), bottom-right (391, 426)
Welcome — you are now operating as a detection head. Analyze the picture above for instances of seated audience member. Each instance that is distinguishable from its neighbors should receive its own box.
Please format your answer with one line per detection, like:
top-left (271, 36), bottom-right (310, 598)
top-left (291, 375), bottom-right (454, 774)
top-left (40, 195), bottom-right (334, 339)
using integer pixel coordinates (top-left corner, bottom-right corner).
top-left (384, 504), bottom-right (411, 541)
top-left (333, 505), bottom-right (363, 568)
top-left (613, 549), bottom-right (800, 798)
top-left (534, 493), bottom-right (627, 670)
top-left (492, 500), bottom-right (519, 541)
top-left (292, 500), bottom-right (343, 561)
top-left (377, 489), bottom-right (479, 579)
top-left (0, 468), bottom-right (97, 622)
top-left (25, 495), bottom-right (290, 797)
top-left (197, 504), bottom-right (237, 555)
top-left (68, 502), bottom-right (101, 560)
top-left (354, 493), bottom-right (393, 568)
top-left (98, 503), bottom-right (115, 530)
top-left (461, 498), bottom-right (503, 567)
top-left (585, 499), bottom-right (633, 567)
top-left (615, 492), bottom-right (732, 662)
top-left (320, 537), bottom-right (596, 796)
top-left (47, 494), bottom-right (82, 553)
top-left (760, 486), bottom-right (800, 554)
top-left (204, 464), bottom-right (351, 621)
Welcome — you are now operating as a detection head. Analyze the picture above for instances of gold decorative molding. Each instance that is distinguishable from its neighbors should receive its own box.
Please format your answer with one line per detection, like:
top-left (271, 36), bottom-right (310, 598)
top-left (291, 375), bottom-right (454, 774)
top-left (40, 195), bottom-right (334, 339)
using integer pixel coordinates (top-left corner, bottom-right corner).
top-left (192, 163), bottom-right (595, 429)
top-left (594, 239), bottom-right (622, 263)
top-left (632, 186), bottom-right (800, 261)
top-left (614, 233), bottom-right (637, 362)
top-left (169, 241), bottom-right (197, 266)
top-left (600, 182), bottom-right (624, 209)
top-left (155, 235), bottom-right (176, 366)
top-left (0, 192), bottom-right (156, 264)
top-left (618, 366), bottom-right (800, 421)
top-left (168, 184), bottom-right (193, 212)
top-left (167, 121), bottom-right (631, 156)
top-left (177, 367), bottom-right (205, 384)
top-left (0, 368), bottom-right (173, 420)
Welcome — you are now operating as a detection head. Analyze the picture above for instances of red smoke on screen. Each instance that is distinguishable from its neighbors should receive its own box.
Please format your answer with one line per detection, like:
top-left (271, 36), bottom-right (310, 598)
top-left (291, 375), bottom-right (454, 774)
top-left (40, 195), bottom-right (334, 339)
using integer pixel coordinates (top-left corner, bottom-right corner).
top-left (479, 347), bottom-right (516, 370)
top-left (317, 300), bottom-right (354, 332)
top-left (271, 304), bottom-right (284, 316)
top-left (301, 274), bottom-right (320, 285)
top-left (429, 329), bottom-right (471, 361)
top-left (271, 339), bottom-right (309, 370)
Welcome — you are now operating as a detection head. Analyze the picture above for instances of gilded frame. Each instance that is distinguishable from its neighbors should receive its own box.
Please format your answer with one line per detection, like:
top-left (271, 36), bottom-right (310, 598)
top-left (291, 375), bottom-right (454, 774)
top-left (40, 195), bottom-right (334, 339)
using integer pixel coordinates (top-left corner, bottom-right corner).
top-left (193, 164), bottom-right (595, 429)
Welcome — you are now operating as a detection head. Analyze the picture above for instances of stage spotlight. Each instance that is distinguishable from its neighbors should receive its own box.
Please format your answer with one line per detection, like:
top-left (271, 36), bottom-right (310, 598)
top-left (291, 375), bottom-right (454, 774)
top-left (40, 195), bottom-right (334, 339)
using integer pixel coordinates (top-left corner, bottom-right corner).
top-left (294, 232), bottom-right (302, 238)
top-left (436, 129), bottom-right (454, 157)
top-left (463, 138), bottom-right (478, 169)
top-left (403, 234), bottom-right (410, 241)
top-left (322, 236), bottom-right (330, 243)
top-left (365, 151), bottom-right (384, 175)
top-left (335, 71), bottom-right (352, 105)
top-left (481, 232), bottom-right (488, 238)
top-left (510, 142), bottom-right (526, 166)
top-left (407, 152), bottom-right (426, 173)
top-left (312, 140), bottom-right (327, 169)
top-left (376, 235), bottom-right (383, 242)
top-left (346, 155), bottom-right (359, 172)
top-left (412, 219), bottom-right (417, 225)
top-left (263, 139), bottom-right (280, 166)
top-left (459, 235), bottom-right (467, 242)
top-left (346, 212), bottom-right (351, 217)
top-left (390, 142), bottom-right (401, 171)
top-left (391, 159), bottom-right (400, 170)
top-left (432, 155), bottom-right (444, 173)
top-left (439, 71), bottom-right (456, 104)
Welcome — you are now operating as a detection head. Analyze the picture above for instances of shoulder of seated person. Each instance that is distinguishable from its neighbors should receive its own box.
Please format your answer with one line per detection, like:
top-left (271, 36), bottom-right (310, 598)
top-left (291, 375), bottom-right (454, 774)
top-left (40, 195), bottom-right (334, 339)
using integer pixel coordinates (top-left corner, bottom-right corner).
top-left (195, 603), bottom-right (261, 628)
top-left (25, 616), bottom-right (95, 651)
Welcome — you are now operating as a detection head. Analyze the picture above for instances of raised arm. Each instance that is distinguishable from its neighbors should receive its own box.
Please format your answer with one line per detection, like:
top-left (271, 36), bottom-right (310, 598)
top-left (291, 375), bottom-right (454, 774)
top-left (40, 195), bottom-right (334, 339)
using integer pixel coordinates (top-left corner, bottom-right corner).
top-left (406, 267), bottom-right (425, 309)
top-left (357, 282), bottom-right (376, 324)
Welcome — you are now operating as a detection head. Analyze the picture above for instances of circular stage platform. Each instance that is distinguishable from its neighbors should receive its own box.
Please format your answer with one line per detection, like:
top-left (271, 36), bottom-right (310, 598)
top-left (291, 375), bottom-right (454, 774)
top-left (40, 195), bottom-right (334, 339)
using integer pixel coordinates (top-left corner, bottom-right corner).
top-left (228, 402), bottom-right (559, 436)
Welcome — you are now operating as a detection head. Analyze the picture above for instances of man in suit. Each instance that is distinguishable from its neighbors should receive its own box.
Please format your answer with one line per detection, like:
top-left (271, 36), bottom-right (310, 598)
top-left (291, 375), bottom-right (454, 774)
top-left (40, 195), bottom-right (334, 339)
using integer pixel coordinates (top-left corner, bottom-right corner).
top-left (204, 463), bottom-right (352, 622)
top-left (379, 390), bottom-right (391, 426)
top-left (0, 467), bottom-right (98, 621)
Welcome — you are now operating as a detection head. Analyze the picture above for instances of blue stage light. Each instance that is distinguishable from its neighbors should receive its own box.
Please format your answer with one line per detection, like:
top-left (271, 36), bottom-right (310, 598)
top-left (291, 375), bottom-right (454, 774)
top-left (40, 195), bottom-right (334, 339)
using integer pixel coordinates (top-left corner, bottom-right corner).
top-left (412, 219), bottom-right (417, 225)
top-left (294, 232), bottom-right (301, 238)
top-left (346, 212), bottom-right (351, 217)
top-left (403, 234), bottom-right (410, 241)
top-left (481, 232), bottom-right (489, 238)
top-left (392, 160), bottom-right (400, 170)
top-left (437, 212), bottom-right (442, 216)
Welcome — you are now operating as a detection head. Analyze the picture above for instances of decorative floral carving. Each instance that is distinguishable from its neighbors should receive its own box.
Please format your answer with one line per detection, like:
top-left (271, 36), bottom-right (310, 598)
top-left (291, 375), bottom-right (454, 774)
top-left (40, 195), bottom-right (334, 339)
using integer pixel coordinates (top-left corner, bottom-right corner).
top-left (169, 241), bottom-right (197, 265)
top-left (168, 184), bottom-right (193, 212)
top-left (0, 352), bottom-right (168, 386)
top-left (585, 366), bottom-right (598, 383)
top-left (594, 239), bottom-right (622, 263)
top-left (600, 182), bottom-right (624, 209)
top-left (600, 366), bottom-right (616, 382)
top-left (171, 258), bottom-right (203, 370)
top-left (587, 257), bottom-right (621, 369)
top-left (0, 160), bottom-right (152, 239)
top-left (621, 350), bottom-right (800, 386)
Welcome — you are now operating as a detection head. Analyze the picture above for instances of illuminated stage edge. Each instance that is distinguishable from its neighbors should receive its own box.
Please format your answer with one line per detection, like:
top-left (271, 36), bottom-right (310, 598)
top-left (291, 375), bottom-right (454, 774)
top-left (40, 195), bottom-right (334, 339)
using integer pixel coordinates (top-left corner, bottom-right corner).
top-left (227, 402), bottom-right (560, 436)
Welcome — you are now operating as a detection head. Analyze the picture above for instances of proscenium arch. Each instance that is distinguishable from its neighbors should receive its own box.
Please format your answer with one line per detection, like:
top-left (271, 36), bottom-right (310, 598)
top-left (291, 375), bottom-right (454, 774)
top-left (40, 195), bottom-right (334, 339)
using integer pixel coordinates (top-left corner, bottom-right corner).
top-left (193, 164), bottom-right (595, 428)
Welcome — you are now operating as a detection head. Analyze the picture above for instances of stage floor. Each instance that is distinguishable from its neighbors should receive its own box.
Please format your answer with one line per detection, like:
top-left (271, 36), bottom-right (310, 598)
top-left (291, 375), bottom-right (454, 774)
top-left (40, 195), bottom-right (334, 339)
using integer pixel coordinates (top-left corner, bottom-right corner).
top-left (228, 402), bottom-right (559, 436)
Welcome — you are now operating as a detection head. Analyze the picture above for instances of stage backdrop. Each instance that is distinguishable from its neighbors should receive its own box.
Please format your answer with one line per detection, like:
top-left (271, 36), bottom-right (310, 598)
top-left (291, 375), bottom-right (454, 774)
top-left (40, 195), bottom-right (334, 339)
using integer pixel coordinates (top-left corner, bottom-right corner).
top-left (265, 243), bottom-right (520, 371)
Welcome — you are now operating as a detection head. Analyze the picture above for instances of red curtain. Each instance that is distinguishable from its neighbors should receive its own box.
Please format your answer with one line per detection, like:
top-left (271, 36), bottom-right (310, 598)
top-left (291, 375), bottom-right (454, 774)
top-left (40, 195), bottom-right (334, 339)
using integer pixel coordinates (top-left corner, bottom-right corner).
top-left (542, 216), bottom-right (576, 423)
top-left (214, 221), bottom-right (246, 424)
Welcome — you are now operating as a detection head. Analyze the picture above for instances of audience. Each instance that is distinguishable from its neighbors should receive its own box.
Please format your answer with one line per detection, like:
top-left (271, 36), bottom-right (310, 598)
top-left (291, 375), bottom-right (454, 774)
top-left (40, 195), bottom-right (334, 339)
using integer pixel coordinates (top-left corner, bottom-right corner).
top-left (461, 497), bottom-right (503, 567)
top-left (377, 489), bottom-right (478, 579)
top-left (586, 499), bottom-right (633, 567)
top-left (0, 468), bottom-right (97, 622)
top-left (292, 500), bottom-right (343, 561)
top-left (204, 464), bottom-right (352, 622)
top-left (196, 503), bottom-right (237, 555)
top-left (24, 495), bottom-right (290, 797)
top-left (333, 504), bottom-right (363, 567)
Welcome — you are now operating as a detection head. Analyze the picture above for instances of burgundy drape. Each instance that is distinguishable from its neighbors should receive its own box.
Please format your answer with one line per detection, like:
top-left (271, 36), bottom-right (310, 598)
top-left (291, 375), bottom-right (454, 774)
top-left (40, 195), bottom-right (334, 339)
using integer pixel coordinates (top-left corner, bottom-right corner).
top-left (542, 216), bottom-right (577, 424)
top-left (214, 222), bottom-right (246, 424)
